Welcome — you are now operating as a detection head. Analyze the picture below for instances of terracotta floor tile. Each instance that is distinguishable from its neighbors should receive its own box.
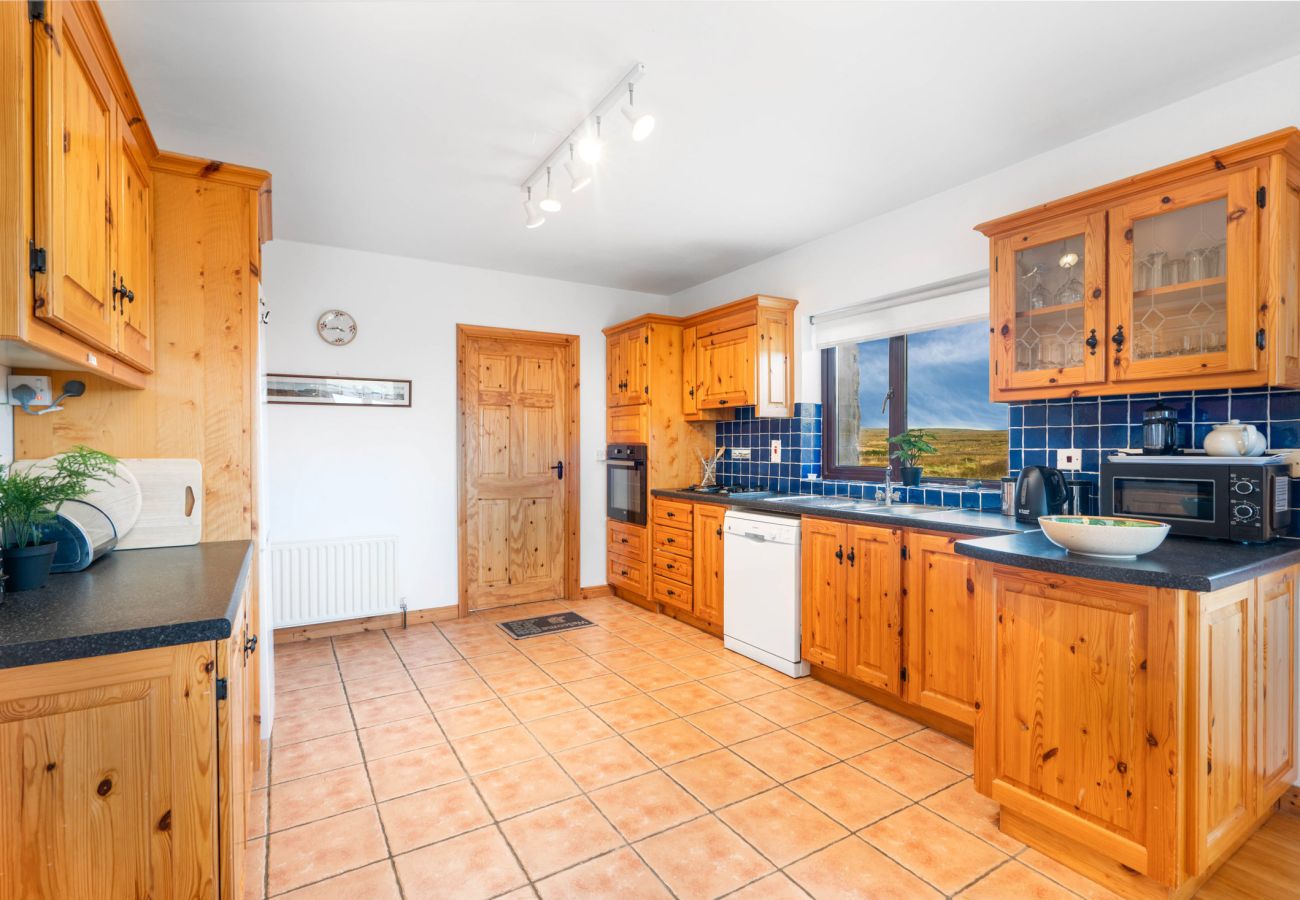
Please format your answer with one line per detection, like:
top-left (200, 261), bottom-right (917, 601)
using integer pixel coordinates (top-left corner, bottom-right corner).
top-left (732, 730), bottom-right (837, 782)
top-left (275, 663), bottom-right (341, 695)
top-left (266, 806), bottom-right (388, 895)
top-left (358, 714), bottom-right (445, 759)
top-left (686, 704), bottom-right (780, 744)
top-left (669, 652), bottom-right (738, 679)
top-left (565, 673), bottom-right (641, 705)
top-left (590, 770), bottom-right (706, 841)
top-left (378, 779), bottom-right (493, 854)
top-left (367, 743), bottom-right (465, 801)
top-left (665, 749), bottom-right (776, 809)
top-left (269, 764), bottom-right (372, 832)
top-left (652, 681), bottom-right (730, 716)
top-left (861, 806), bottom-right (1006, 894)
top-left (272, 732), bottom-right (362, 784)
top-left (276, 682), bottom-right (348, 716)
top-left (749, 666), bottom-right (807, 688)
top-left (473, 755), bottom-right (579, 819)
top-left (624, 718), bottom-right (721, 766)
top-left (787, 763), bottom-right (909, 830)
top-left (483, 666), bottom-right (557, 696)
top-left (248, 788), bottom-right (267, 839)
top-left (535, 846), bottom-right (671, 900)
top-left (350, 691), bottom-right (429, 728)
top-left (591, 694), bottom-right (677, 732)
top-left (839, 701), bottom-right (926, 739)
top-left (244, 836), bottom-right (265, 899)
top-left (592, 646), bottom-right (660, 672)
top-left (336, 655), bottom-right (405, 682)
top-left (554, 735), bottom-right (656, 791)
top-left (393, 826), bottom-right (528, 900)
top-left (718, 786), bottom-right (848, 866)
top-left (702, 670), bottom-right (782, 701)
top-left (902, 728), bottom-right (975, 775)
top-left (619, 661), bottom-right (693, 692)
top-left (641, 638), bottom-right (702, 661)
top-left (848, 743), bottom-right (964, 800)
top-left (452, 724), bottom-right (546, 774)
top-left (566, 631), bottom-right (633, 654)
top-left (1016, 849), bottom-right (1126, 900)
top-left (786, 836), bottom-right (941, 900)
top-left (787, 679), bottom-right (859, 710)
top-left (726, 873), bottom-right (808, 900)
top-left (957, 860), bottom-right (1078, 899)
top-left (501, 685), bottom-right (583, 722)
top-left (922, 778), bottom-right (1023, 853)
top-left (635, 815), bottom-right (773, 898)
top-left (273, 705), bottom-right (356, 747)
top-left (500, 796), bottom-right (623, 880)
top-left (539, 655), bottom-right (610, 683)
top-left (436, 698), bottom-right (519, 739)
top-left (526, 707), bottom-right (617, 752)
top-left (421, 677), bottom-right (496, 711)
top-left (407, 659), bottom-right (477, 688)
top-left (277, 860), bottom-right (401, 899)
top-left (275, 642), bottom-right (335, 671)
top-left (453, 638), bottom-right (517, 659)
top-left (714, 648), bottom-right (763, 669)
top-left (741, 690), bottom-right (828, 727)
top-left (468, 649), bottom-right (534, 674)
top-left (790, 713), bottom-right (889, 758)
top-left (342, 670), bottom-right (415, 702)
top-left (519, 640), bottom-right (586, 665)
top-left (393, 646), bottom-right (461, 669)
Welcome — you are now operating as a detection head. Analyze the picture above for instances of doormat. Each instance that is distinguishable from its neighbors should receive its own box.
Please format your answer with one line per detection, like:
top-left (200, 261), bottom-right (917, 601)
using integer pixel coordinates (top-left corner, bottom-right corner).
top-left (498, 612), bottom-right (595, 639)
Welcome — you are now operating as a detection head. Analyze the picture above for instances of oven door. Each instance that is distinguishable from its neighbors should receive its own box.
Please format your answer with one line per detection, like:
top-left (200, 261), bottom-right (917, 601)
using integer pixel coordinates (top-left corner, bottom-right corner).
top-left (1103, 463), bottom-right (1227, 538)
top-left (607, 458), bottom-right (647, 525)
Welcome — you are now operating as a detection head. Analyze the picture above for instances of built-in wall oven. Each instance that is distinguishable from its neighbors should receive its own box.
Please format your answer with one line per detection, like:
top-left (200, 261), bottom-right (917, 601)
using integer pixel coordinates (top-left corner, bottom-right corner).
top-left (607, 444), bottom-right (648, 525)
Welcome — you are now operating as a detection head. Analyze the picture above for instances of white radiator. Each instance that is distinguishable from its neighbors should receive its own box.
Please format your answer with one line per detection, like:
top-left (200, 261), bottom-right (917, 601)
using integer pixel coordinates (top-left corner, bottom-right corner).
top-left (269, 536), bottom-right (399, 627)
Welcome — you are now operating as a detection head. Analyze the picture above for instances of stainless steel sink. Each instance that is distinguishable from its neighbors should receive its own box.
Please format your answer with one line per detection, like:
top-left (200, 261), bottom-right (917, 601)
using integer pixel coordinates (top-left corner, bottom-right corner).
top-left (874, 503), bottom-right (958, 515)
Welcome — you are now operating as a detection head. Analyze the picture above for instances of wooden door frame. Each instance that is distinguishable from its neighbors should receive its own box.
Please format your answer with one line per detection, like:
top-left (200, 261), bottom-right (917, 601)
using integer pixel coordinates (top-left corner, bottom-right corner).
top-left (456, 324), bottom-right (581, 618)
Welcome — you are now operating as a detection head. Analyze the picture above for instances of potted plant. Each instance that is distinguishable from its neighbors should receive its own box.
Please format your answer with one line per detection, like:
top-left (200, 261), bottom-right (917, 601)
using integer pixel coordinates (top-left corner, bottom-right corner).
top-left (889, 429), bottom-right (938, 487)
top-left (0, 446), bottom-right (118, 592)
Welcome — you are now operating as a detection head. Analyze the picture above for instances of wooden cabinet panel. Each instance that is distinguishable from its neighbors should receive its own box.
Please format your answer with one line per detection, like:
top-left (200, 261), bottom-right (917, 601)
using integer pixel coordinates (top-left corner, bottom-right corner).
top-left (218, 588), bottom-right (253, 900)
top-left (844, 524), bottom-right (902, 692)
top-left (112, 105), bottom-right (153, 371)
top-left (653, 548), bottom-right (692, 585)
top-left (755, 306), bottom-right (793, 417)
top-left (1257, 566), bottom-right (1297, 804)
top-left (652, 576), bottom-right (692, 612)
top-left (607, 520), bottom-right (647, 563)
top-left (33, 1), bottom-right (117, 353)
top-left (692, 504), bottom-right (725, 626)
top-left (696, 326), bottom-right (755, 410)
top-left (653, 498), bottom-right (693, 530)
top-left (801, 518), bottom-right (847, 673)
top-left (609, 552), bottom-right (647, 596)
top-left (606, 404), bottom-right (647, 444)
top-left (904, 532), bottom-right (978, 725)
top-left (623, 326), bottom-right (649, 405)
top-left (1189, 582), bottom-right (1256, 872)
top-left (653, 523), bottom-right (692, 556)
top-left (681, 326), bottom-right (700, 418)
top-left (606, 335), bottom-right (625, 407)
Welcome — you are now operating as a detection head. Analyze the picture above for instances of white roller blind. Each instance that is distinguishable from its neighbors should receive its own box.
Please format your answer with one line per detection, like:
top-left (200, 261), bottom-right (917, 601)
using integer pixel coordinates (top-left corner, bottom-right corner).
top-left (811, 272), bottom-right (989, 348)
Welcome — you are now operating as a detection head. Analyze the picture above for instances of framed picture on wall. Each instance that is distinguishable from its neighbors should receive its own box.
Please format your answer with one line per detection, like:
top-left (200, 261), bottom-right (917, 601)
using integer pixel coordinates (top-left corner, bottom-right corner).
top-left (265, 374), bottom-right (412, 407)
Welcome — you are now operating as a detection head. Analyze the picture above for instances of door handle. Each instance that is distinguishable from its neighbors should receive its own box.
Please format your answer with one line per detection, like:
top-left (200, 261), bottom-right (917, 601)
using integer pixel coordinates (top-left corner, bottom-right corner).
top-left (716, 526), bottom-right (722, 538)
top-left (847, 548), bottom-right (856, 567)
top-left (835, 544), bottom-right (844, 564)
top-left (551, 461), bottom-right (564, 480)
top-left (1111, 324), bottom-right (1126, 355)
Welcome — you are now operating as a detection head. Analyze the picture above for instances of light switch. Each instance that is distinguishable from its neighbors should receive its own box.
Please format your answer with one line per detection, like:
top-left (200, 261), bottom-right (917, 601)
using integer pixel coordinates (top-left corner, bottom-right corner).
top-left (770, 440), bottom-right (782, 463)
top-left (1056, 448), bottom-right (1082, 471)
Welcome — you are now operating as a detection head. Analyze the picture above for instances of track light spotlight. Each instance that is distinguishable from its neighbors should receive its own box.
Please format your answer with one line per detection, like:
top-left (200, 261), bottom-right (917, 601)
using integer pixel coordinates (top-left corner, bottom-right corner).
top-left (621, 84), bottom-right (655, 141)
top-left (565, 143), bottom-right (592, 193)
top-left (577, 116), bottom-right (603, 165)
top-left (539, 167), bottom-right (562, 213)
top-left (523, 186), bottom-right (545, 229)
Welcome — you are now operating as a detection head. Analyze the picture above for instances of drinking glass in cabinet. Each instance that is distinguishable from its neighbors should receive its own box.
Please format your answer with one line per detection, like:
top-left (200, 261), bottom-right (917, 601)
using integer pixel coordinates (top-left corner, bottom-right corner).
top-left (1012, 234), bottom-right (1087, 373)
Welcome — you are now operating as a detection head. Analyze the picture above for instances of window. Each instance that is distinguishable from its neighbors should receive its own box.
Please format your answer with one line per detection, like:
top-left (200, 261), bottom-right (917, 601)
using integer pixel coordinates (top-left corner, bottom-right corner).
top-left (821, 320), bottom-right (1007, 482)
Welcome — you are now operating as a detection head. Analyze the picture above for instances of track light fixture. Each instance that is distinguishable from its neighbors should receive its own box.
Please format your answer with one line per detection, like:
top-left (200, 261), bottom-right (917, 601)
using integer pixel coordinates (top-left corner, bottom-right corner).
top-left (519, 63), bottom-right (653, 228)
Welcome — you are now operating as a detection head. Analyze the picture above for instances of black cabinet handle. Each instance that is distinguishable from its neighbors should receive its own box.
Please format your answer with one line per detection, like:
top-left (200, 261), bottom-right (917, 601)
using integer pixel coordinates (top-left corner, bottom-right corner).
top-left (666, 589), bottom-right (676, 597)
top-left (716, 526), bottom-right (722, 538)
top-left (666, 537), bottom-right (675, 544)
top-left (688, 386), bottom-right (695, 398)
top-left (835, 544), bottom-right (844, 564)
top-left (847, 548), bottom-right (856, 567)
top-left (1086, 328), bottom-right (1098, 356)
top-left (1111, 324), bottom-right (1126, 354)
top-left (244, 634), bottom-right (258, 656)
top-left (620, 569), bottom-right (629, 577)
top-left (666, 562), bottom-right (675, 570)
top-left (666, 511), bottom-right (675, 518)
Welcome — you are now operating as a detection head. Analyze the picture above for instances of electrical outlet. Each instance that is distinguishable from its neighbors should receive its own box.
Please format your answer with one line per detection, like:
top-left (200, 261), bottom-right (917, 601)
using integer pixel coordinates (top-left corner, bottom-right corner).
top-left (7, 375), bottom-right (51, 407)
top-left (770, 439), bottom-right (782, 463)
top-left (732, 448), bottom-right (751, 461)
top-left (1056, 448), bottom-right (1082, 471)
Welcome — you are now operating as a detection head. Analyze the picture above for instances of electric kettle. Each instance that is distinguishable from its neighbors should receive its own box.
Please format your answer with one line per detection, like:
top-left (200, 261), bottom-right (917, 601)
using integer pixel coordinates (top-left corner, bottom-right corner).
top-left (1014, 465), bottom-right (1069, 523)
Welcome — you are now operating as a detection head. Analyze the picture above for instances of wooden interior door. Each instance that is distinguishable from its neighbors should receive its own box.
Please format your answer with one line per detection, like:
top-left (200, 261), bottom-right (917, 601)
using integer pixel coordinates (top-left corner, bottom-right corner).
top-left (461, 328), bottom-right (573, 611)
top-left (112, 106), bottom-right (153, 371)
top-left (696, 326), bottom-right (755, 410)
top-left (692, 504), bottom-right (725, 625)
top-left (800, 518), bottom-right (846, 672)
top-left (33, 2), bottom-right (118, 353)
top-left (844, 524), bottom-right (902, 691)
top-left (1257, 566), bottom-right (1297, 803)
top-left (904, 531), bottom-right (978, 724)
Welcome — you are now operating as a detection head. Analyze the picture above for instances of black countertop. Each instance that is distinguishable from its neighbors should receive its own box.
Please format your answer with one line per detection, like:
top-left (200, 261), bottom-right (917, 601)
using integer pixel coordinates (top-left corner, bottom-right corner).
top-left (652, 488), bottom-right (1037, 537)
top-left (0, 540), bottom-right (253, 669)
top-left (953, 530), bottom-right (1300, 592)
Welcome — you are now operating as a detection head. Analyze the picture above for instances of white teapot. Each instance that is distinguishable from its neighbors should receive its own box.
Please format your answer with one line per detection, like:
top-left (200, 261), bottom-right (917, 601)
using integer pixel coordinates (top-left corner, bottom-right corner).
top-left (1203, 420), bottom-right (1267, 457)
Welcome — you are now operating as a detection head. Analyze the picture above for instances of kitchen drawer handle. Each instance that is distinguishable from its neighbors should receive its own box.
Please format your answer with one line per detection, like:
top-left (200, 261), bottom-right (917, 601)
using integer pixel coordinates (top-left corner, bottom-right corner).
top-left (667, 589), bottom-right (676, 597)
top-left (666, 563), bottom-right (675, 570)
top-left (666, 537), bottom-right (675, 544)
top-left (666, 511), bottom-right (675, 517)
top-left (619, 537), bottom-right (628, 544)
top-left (620, 569), bottom-right (629, 577)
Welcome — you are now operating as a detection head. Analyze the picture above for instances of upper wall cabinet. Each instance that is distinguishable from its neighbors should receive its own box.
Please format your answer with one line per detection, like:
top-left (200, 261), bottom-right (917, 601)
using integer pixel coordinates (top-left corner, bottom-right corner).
top-left (682, 294), bottom-right (797, 419)
top-left (978, 130), bottom-right (1300, 401)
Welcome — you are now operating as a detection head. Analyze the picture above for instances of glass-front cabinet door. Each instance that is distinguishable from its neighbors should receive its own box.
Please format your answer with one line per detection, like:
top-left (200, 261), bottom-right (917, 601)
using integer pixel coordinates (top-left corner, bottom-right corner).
top-left (991, 212), bottom-right (1107, 391)
top-left (1109, 170), bottom-right (1260, 383)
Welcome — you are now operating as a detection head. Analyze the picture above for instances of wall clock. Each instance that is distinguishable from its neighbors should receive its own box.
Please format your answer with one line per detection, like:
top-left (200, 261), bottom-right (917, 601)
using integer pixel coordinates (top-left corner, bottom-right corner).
top-left (317, 309), bottom-right (357, 345)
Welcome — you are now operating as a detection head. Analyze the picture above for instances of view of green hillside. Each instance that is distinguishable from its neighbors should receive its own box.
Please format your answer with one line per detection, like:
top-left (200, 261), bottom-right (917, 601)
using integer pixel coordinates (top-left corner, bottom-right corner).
top-left (858, 428), bottom-right (1008, 480)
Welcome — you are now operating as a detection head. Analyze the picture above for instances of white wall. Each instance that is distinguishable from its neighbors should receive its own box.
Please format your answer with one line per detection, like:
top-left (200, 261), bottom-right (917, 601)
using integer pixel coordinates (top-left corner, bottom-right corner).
top-left (262, 240), bottom-right (667, 612)
top-left (668, 53), bottom-right (1300, 404)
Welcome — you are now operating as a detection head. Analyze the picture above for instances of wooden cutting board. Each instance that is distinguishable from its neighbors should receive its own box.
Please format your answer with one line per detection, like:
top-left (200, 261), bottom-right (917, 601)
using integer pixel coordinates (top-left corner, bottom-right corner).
top-left (115, 459), bottom-right (204, 550)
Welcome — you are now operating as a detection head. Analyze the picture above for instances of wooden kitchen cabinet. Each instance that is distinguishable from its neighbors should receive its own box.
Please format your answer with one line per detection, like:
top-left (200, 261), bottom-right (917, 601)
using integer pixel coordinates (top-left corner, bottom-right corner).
top-left (682, 295), bottom-right (798, 418)
top-left (977, 129), bottom-right (1300, 400)
top-left (1256, 566), bottom-right (1296, 804)
top-left (605, 323), bottom-right (648, 407)
top-left (692, 503), bottom-right (725, 626)
top-left (800, 517), bottom-right (849, 672)
top-left (644, 497), bottom-right (722, 626)
top-left (844, 523), bottom-right (902, 692)
top-left (903, 531), bottom-right (978, 725)
top-left (112, 104), bottom-right (153, 370)
top-left (695, 326), bottom-right (755, 411)
top-left (218, 582), bottom-right (258, 900)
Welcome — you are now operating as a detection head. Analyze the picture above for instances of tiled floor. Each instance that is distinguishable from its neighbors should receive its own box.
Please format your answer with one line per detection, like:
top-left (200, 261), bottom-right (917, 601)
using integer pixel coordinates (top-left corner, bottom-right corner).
top-left (252, 595), bottom-right (1130, 899)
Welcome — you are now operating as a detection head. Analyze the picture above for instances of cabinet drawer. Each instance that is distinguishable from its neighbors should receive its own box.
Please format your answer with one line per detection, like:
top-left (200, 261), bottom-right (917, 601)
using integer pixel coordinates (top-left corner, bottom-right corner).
top-left (653, 498), bottom-right (694, 529)
top-left (607, 405), bottom-right (648, 443)
top-left (608, 552), bottom-right (647, 595)
top-left (652, 549), bottom-right (692, 585)
top-left (652, 576), bottom-right (693, 611)
top-left (607, 520), bottom-right (647, 563)
top-left (653, 524), bottom-right (693, 556)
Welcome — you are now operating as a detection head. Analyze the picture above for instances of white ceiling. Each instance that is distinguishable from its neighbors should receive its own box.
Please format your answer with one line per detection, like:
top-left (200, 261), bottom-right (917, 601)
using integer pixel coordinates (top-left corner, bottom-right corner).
top-left (103, 1), bottom-right (1300, 295)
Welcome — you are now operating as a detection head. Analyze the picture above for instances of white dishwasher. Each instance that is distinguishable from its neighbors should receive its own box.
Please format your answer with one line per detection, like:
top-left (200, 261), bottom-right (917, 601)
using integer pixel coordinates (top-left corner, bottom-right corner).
top-left (722, 509), bottom-right (810, 677)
